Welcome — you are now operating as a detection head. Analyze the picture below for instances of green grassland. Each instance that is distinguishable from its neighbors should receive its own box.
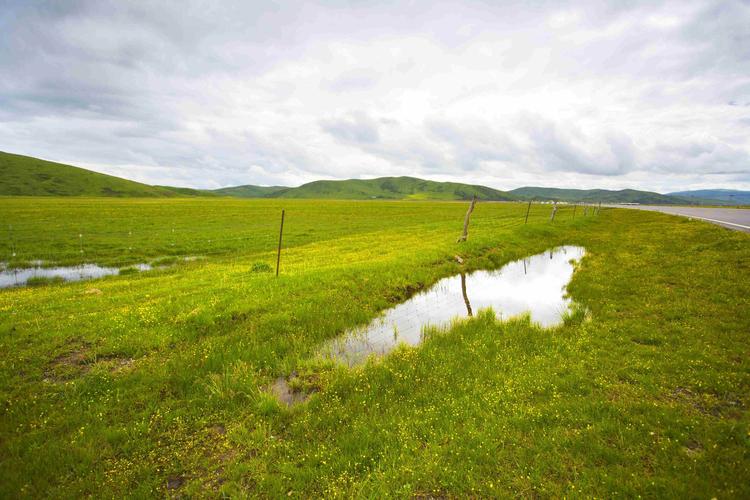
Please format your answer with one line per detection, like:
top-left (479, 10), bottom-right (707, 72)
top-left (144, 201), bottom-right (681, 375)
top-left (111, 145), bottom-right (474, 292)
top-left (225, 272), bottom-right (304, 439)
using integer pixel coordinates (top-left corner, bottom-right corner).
top-left (0, 198), bottom-right (748, 498)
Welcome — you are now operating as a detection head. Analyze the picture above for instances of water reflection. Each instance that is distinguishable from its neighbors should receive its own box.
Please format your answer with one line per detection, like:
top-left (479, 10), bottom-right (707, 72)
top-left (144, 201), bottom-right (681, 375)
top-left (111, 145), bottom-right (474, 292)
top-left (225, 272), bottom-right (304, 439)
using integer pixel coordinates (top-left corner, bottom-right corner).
top-left (323, 246), bottom-right (585, 365)
top-left (0, 263), bottom-right (152, 289)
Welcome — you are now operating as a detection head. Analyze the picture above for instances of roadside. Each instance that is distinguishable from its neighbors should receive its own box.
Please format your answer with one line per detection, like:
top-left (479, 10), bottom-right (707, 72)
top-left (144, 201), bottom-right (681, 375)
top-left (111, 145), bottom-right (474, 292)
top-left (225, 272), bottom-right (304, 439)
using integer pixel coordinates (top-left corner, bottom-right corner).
top-left (609, 205), bottom-right (750, 232)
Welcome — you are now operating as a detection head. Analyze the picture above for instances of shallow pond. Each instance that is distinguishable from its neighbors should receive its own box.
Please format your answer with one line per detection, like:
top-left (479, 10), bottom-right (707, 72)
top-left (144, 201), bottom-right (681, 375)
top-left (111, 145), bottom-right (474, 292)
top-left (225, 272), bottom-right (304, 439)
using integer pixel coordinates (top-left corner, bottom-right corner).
top-left (322, 245), bottom-right (585, 365)
top-left (0, 263), bottom-right (152, 289)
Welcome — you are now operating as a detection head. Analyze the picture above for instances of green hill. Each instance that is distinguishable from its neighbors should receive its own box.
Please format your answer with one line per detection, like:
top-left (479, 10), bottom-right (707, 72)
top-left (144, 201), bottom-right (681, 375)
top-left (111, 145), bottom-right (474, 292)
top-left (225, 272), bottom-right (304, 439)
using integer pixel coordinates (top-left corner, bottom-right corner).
top-left (268, 177), bottom-right (514, 201)
top-left (509, 187), bottom-right (691, 205)
top-left (154, 185), bottom-right (217, 197)
top-left (0, 151), bottom-right (181, 197)
top-left (5, 150), bottom-right (732, 205)
top-left (212, 185), bottom-right (288, 198)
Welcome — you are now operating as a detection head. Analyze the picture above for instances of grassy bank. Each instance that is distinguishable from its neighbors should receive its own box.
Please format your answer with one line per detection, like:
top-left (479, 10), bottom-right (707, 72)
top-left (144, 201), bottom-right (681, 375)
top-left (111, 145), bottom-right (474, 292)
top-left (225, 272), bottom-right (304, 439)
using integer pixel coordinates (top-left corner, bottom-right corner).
top-left (0, 198), bottom-right (748, 497)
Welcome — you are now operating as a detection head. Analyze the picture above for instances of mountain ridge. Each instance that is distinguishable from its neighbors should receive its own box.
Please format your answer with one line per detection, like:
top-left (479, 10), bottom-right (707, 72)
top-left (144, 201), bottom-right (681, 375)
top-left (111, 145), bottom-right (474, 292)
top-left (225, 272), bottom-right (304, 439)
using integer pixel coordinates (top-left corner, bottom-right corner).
top-left (1, 151), bottom-right (737, 205)
top-left (667, 189), bottom-right (750, 205)
top-left (508, 186), bottom-right (689, 205)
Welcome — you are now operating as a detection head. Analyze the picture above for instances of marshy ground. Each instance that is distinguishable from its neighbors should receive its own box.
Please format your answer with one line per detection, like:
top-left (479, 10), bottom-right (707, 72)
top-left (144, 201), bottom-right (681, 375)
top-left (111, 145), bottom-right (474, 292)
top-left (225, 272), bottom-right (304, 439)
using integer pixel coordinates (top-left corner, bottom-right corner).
top-left (1, 198), bottom-right (748, 497)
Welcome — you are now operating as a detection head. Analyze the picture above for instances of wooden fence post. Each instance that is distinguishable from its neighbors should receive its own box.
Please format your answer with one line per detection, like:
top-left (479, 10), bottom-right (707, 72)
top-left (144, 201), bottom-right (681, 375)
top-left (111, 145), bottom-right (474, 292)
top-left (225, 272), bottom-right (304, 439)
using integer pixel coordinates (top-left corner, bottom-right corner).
top-left (524, 200), bottom-right (531, 224)
top-left (457, 196), bottom-right (477, 242)
top-left (276, 209), bottom-right (285, 277)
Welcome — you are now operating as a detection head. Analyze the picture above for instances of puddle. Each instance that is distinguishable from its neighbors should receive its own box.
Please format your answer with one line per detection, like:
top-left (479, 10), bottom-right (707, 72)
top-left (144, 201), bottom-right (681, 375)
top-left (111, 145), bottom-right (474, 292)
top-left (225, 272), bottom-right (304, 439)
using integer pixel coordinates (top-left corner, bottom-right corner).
top-left (322, 246), bottom-right (585, 365)
top-left (0, 263), bottom-right (152, 289)
top-left (269, 377), bottom-right (310, 406)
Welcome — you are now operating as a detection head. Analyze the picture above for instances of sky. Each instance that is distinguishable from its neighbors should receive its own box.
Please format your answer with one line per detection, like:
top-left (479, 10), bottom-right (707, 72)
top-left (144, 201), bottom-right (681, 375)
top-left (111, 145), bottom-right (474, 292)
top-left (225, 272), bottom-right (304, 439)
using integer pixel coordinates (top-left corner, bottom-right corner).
top-left (1, 0), bottom-right (749, 192)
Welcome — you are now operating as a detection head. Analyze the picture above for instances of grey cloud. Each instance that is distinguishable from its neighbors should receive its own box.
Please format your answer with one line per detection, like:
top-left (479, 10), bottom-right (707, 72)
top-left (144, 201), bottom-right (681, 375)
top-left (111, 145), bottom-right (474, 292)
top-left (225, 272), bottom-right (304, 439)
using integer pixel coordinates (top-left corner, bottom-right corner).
top-left (0, 0), bottom-right (749, 191)
top-left (426, 120), bottom-right (519, 171)
top-left (320, 112), bottom-right (381, 144)
top-left (533, 124), bottom-right (630, 176)
top-left (648, 139), bottom-right (750, 176)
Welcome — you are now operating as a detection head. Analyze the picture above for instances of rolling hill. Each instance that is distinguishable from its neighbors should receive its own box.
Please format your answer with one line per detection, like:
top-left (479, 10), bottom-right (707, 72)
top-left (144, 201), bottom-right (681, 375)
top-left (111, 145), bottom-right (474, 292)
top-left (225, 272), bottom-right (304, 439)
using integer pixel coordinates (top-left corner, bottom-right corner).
top-left (508, 187), bottom-right (690, 205)
top-left (667, 189), bottom-right (750, 205)
top-left (0, 153), bottom-right (513, 200)
top-left (0, 151), bottom-right (198, 197)
top-left (2, 151), bottom-right (740, 205)
top-left (269, 177), bottom-right (514, 201)
top-left (213, 185), bottom-right (288, 198)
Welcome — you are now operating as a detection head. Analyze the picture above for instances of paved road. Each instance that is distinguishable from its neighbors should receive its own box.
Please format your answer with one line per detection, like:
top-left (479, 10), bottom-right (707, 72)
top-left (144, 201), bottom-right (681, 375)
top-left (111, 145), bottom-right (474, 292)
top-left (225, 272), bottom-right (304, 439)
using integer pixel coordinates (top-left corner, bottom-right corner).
top-left (612, 205), bottom-right (750, 233)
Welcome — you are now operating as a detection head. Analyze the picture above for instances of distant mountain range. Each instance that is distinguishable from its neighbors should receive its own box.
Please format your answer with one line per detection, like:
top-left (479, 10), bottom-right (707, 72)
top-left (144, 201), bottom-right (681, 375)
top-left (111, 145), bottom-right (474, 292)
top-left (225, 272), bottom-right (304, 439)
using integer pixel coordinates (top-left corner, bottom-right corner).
top-left (212, 185), bottom-right (288, 198)
top-left (667, 189), bottom-right (750, 205)
top-left (1, 151), bottom-right (747, 205)
top-left (506, 187), bottom-right (688, 205)
top-left (228, 177), bottom-right (515, 201)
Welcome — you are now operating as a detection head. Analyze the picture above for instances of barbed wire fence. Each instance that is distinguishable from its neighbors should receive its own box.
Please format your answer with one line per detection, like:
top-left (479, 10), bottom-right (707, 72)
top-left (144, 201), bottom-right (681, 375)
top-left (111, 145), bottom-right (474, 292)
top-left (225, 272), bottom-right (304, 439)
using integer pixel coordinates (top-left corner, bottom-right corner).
top-left (2, 200), bottom-right (605, 284)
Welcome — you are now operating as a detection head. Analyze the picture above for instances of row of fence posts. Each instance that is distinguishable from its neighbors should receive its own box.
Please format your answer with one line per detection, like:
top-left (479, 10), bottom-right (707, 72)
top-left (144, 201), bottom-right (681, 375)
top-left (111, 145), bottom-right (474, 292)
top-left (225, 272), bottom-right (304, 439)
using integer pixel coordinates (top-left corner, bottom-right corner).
top-left (524, 201), bottom-right (602, 224)
top-left (7, 202), bottom-right (602, 277)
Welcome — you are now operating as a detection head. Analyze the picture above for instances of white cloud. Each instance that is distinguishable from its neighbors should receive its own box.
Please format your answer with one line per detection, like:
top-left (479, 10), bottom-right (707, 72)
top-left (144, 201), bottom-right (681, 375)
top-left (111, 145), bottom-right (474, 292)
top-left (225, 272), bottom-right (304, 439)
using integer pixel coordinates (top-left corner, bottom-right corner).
top-left (0, 0), bottom-right (749, 192)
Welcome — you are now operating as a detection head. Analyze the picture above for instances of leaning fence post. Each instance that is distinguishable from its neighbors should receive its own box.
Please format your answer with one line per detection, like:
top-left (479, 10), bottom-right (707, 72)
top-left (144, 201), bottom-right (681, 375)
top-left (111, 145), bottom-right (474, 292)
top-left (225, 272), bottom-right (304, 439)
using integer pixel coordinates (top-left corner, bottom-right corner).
top-left (549, 203), bottom-right (558, 222)
top-left (457, 195), bottom-right (477, 242)
top-left (572, 204), bottom-right (577, 218)
top-left (276, 209), bottom-right (285, 277)
top-left (524, 200), bottom-right (531, 224)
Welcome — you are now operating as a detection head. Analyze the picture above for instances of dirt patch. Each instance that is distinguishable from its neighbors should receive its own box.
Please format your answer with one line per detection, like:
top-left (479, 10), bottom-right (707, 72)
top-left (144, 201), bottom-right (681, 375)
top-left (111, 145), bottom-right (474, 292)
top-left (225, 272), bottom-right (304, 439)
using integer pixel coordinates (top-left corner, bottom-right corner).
top-left (166, 476), bottom-right (186, 491)
top-left (209, 424), bottom-right (226, 436)
top-left (683, 439), bottom-right (703, 458)
top-left (44, 342), bottom-right (139, 381)
top-left (93, 353), bottom-right (137, 373)
top-left (669, 386), bottom-right (744, 419)
top-left (44, 340), bottom-right (93, 381)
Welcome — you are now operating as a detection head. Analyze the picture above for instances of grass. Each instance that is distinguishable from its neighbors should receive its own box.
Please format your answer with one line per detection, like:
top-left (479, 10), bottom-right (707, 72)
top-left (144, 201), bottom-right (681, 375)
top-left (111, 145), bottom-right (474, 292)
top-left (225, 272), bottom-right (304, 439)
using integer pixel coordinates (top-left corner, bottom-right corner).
top-left (24, 276), bottom-right (66, 287)
top-left (1, 197), bottom-right (541, 268)
top-left (0, 198), bottom-right (748, 498)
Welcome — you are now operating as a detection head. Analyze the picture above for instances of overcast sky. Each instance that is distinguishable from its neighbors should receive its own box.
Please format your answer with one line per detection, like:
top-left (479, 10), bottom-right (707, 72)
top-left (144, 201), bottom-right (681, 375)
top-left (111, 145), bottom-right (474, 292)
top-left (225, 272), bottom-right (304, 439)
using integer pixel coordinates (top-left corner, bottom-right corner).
top-left (1, 0), bottom-right (749, 192)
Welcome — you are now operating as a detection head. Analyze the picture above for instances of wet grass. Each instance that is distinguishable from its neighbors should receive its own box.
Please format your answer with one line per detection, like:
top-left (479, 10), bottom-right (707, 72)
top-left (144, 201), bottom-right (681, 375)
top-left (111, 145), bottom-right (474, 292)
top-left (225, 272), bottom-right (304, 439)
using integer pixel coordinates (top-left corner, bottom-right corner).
top-left (24, 275), bottom-right (65, 287)
top-left (0, 198), bottom-right (748, 497)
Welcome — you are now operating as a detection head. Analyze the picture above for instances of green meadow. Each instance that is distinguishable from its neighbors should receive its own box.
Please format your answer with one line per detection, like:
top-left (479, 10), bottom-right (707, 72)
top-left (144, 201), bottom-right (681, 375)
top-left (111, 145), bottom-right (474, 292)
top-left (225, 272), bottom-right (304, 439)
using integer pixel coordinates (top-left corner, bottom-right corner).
top-left (0, 197), bottom-right (748, 498)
